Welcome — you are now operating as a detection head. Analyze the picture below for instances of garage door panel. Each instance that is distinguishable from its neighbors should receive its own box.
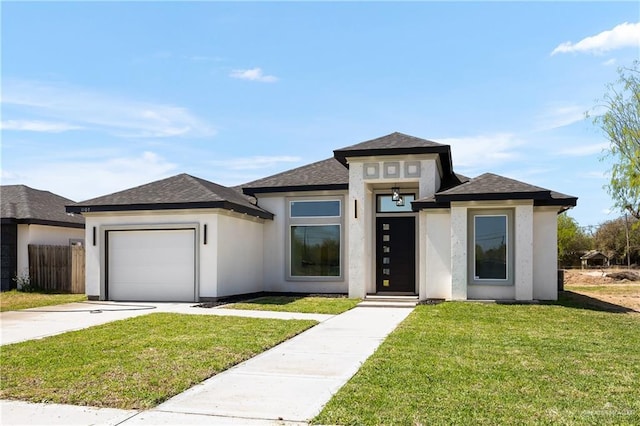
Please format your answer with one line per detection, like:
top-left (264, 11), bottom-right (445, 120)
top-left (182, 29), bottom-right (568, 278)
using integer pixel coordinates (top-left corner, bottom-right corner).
top-left (108, 229), bottom-right (196, 302)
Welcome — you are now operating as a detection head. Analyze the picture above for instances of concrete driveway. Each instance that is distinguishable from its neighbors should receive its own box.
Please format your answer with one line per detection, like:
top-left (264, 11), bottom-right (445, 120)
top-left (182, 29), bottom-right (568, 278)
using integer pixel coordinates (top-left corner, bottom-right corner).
top-left (1, 302), bottom-right (413, 425)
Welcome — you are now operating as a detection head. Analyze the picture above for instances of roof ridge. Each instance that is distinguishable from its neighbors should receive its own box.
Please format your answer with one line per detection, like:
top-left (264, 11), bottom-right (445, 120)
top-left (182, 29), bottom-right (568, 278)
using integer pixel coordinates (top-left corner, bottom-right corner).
top-left (473, 172), bottom-right (550, 192)
top-left (240, 157), bottom-right (334, 187)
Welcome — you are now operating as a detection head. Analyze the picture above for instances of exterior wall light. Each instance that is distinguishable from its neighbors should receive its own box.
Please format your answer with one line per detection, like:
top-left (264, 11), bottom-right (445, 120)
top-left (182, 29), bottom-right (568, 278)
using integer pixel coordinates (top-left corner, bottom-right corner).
top-left (391, 186), bottom-right (400, 201)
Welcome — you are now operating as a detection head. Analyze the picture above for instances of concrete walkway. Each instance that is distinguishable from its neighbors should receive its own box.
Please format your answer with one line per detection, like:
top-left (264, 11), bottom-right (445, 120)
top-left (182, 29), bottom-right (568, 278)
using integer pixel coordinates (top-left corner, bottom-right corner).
top-left (1, 305), bottom-right (413, 425)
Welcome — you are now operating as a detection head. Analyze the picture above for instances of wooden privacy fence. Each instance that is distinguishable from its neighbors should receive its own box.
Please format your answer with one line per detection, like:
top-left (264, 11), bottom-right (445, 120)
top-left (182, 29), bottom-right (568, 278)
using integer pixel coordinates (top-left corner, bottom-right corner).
top-left (28, 244), bottom-right (85, 293)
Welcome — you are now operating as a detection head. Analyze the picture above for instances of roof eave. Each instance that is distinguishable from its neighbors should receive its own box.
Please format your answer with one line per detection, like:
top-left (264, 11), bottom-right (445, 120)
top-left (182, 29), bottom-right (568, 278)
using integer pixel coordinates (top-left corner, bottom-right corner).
top-left (66, 201), bottom-right (273, 220)
top-left (436, 191), bottom-right (551, 202)
top-left (333, 146), bottom-right (450, 166)
top-left (0, 217), bottom-right (84, 228)
top-left (243, 183), bottom-right (349, 196)
top-left (412, 196), bottom-right (578, 211)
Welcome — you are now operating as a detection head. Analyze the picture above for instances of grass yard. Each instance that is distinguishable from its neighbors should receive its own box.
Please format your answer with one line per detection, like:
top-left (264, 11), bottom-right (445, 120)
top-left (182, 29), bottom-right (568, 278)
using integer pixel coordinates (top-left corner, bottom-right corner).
top-left (224, 295), bottom-right (360, 314)
top-left (314, 302), bottom-right (640, 425)
top-left (1, 313), bottom-right (316, 409)
top-left (0, 290), bottom-right (87, 312)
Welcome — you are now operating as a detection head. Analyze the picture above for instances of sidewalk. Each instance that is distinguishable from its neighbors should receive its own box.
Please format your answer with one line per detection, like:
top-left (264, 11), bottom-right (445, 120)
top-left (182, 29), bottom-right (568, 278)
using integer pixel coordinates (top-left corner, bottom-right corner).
top-left (1, 305), bottom-right (413, 425)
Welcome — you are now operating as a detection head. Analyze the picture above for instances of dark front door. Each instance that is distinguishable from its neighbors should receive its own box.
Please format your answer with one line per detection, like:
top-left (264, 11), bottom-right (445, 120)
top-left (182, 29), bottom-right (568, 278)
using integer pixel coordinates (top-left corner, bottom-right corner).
top-left (376, 217), bottom-right (415, 293)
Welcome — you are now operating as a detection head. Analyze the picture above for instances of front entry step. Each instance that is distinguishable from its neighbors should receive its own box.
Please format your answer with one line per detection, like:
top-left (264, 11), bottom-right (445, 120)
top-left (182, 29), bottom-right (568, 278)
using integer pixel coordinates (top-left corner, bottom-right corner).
top-left (359, 294), bottom-right (419, 308)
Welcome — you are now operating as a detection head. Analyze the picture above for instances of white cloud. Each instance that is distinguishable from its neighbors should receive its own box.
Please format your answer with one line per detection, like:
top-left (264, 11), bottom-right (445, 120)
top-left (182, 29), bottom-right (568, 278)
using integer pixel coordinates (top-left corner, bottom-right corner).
top-left (438, 133), bottom-right (523, 171)
top-left (2, 79), bottom-right (215, 138)
top-left (602, 58), bottom-right (617, 67)
top-left (229, 68), bottom-right (278, 83)
top-left (0, 119), bottom-right (82, 133)
top-left (211, 155), bottom-right (301, 170)
top-left (551, 22), bottom-right (640, 55)
top-left (555, 143), bottom-right (608, 157)
top-left (578, 170), bottom-right (607, 179)
top-left (536, 104), bottom-right (586, 130)
top-left (0, 151), bottom-right (177, 201)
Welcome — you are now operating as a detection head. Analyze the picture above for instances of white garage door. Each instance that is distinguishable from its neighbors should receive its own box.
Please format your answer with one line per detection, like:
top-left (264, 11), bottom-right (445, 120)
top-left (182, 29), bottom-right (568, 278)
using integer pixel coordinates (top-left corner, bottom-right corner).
top-left (107, 229), bottom-right (196, 302)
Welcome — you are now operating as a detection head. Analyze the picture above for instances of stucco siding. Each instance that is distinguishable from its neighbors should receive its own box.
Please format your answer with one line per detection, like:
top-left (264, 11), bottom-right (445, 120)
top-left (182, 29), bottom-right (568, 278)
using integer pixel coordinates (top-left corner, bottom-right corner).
top-left (16, 224), bottom-right (85, 278)
top-left (348, 162), bottom-right (368, 297)
top-left (259, 194), bottom-right (349, 294)
top-left (533, 208), bottom-right (559, 300)
top-left (467, 285), bottom-right (516, 300)
top-left (216, 213), bottom-right (264, 297)
top-left (450, 205), bottom-right (468, 300)
top-left (423, 210), bottom-right (452, 299)
top-left (515, 204), bottom-right (534, 301)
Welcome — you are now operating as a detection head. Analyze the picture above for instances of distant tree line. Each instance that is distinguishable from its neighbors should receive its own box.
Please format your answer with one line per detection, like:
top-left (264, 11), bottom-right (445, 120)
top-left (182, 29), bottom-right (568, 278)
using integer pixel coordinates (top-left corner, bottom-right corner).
top-left (558, 212), bottom-right (640, 268)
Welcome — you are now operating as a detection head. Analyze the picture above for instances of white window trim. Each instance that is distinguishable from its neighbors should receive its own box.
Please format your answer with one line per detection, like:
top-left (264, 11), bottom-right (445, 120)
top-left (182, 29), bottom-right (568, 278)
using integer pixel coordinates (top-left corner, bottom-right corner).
top-left (468, 209), bottom-right (514, 286)
top-left (285, 196), bottom-right (344, 281)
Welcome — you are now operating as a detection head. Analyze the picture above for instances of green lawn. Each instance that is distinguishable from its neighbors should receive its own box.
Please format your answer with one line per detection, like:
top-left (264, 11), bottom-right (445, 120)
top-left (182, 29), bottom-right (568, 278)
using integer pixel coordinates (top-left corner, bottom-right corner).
top-left (0, 290), bottom-right (87, 312)
top-left (1, 313), bottom-right (316, 409)
top-left (224, 295), bottom-right (360, 314)
top-left (314, 302), bottom-right (640, 425)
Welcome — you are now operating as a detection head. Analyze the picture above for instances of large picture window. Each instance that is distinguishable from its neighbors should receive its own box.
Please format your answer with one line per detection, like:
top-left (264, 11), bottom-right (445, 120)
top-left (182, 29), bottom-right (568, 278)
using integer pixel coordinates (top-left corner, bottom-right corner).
top-left (287, 197), bottom-right (343, 280)
top-left (469, 210), bottom-right (514, 285)
top-left (290, 225), bottom-right (340, 277)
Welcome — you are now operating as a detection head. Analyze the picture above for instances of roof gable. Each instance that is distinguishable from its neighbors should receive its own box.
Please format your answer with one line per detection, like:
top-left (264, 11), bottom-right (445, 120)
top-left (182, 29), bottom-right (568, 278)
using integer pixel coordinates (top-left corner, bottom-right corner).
top-left (241, 158), bottom-right (348, 195)
top-left (67, 174), bottom-right (273, 219)
top-left (1, 185), bottom-right (85, 227)
top-left (333, 132), bottom-right (455, 179)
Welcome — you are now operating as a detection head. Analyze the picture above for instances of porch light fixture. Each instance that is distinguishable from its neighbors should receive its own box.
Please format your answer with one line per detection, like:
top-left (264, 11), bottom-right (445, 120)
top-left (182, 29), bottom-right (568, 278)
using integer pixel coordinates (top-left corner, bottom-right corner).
top-left (391, 186), bottom-right (400, 201)
top-left (396, 196), bottom-right (405, 207)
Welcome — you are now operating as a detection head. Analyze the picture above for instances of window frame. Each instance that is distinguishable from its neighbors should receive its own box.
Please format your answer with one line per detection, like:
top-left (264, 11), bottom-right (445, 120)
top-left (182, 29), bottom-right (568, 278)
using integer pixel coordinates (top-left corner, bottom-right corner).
top-left (286, 196), bottom-right (344, 281)
top-left (468, 209), bottom-right (514, 286)
top-left (376, 193), bottom-right (416, 213)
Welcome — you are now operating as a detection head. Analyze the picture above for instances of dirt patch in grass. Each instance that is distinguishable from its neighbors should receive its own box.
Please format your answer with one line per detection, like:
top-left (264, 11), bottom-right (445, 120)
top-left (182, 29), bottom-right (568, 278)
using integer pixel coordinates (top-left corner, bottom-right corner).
top-left (563, 269), bottom-right (640, 313)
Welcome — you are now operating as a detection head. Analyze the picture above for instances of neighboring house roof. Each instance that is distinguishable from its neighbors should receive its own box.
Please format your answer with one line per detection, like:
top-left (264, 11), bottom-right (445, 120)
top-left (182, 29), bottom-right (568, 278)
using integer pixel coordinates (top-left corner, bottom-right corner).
top-left (413, 173), bottom-right (577, 211)
top-left (241, 157), bottom-right (349, 195)
top-left (66, 174), bottom-right (273, 219)
top-left (581, 250), bottom-right (609, 260)
top-left (1, 185), bottom-right (85, 228)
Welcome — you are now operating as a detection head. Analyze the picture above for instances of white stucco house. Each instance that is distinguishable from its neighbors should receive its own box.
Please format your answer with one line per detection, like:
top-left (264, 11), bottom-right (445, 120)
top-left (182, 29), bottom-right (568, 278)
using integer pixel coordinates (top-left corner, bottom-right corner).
top-left (66, 132), bottom-right (577, 302)
top-left (1, 185), bottom-right (85, 291)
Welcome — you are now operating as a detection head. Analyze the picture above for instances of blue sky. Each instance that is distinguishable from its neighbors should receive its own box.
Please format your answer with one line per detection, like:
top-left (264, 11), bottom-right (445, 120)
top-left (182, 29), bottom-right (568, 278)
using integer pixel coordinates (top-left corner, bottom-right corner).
top-left (1, 1), bottom-right (639, 228)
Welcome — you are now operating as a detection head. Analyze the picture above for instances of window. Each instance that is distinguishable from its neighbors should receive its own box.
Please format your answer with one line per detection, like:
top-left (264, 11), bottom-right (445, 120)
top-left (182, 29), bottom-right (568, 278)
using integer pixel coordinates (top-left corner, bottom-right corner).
top-left (290, 225), bottom-right (340, 277)
top-left (376, 194), bottom-right (415, 213)
top-left (287, 197), bottom-right (343, 280)
top-left (291, 200), bottom-right (340, 217)
top-left (469, 210), bottom-right (514, 285)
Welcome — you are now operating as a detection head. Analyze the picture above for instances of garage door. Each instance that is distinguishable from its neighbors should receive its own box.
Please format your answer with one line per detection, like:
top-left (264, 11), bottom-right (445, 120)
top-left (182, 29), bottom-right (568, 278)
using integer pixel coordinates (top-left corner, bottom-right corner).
top-left (107, 229), bottom-right (196, 302)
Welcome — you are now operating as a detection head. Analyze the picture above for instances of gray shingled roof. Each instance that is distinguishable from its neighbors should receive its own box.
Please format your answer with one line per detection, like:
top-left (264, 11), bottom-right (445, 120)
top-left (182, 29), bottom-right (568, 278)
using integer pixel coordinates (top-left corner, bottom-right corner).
top-left (67, 174), bottom-right (273, 219)
top-left (1, 185), bottom-right (85, 227)
top-left (438, 173), bottom-right (550, 198)
top-left (413, 172), bottom-right (577, 209)
top-left (241, 158), bottom-right (349, 195)
top-left (334, 132), bottom-right (447, 151)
